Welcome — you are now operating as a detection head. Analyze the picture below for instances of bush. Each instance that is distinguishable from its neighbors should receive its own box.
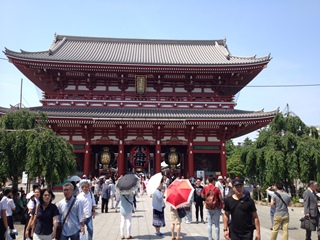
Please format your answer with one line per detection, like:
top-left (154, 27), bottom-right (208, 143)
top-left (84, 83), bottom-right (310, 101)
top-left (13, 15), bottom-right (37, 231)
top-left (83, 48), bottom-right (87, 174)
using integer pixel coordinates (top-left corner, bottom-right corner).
top-left (291, 196), bottom-right (300, 204)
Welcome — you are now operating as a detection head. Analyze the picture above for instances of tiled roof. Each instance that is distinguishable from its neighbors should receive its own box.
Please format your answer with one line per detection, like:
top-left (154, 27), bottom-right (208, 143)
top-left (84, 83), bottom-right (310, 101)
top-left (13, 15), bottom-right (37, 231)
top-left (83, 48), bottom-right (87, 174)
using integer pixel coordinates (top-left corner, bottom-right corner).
top-left (4, 34), bottom-right (271, 66)
top-left (26, 106), bottom-right (277, 121)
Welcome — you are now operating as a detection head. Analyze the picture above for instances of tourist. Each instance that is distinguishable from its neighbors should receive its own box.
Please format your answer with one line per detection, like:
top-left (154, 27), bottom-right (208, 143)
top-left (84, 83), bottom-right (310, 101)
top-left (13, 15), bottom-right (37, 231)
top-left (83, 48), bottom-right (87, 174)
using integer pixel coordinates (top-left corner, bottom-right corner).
top-left (25, 188), bottom-right (59, 239)
top-left (139, 176), bottom-right (146, 195)
top-left (215, 176), bottom-right (225, 199)
top-left (119, 193), bottom-right (134, 239)
top-left (58, 183), bottom-right (85, 240)
top-left (266, 186), bottom-right (276, 230)
top-left (201, 175), bottom-right (223, 240)
top-left (24, 186), bottom-right (41, 240)
top-left (77, 181), bottom-right (96, 240)
top-left (303, 181), bottom-right (320, 240)
top-left (93, 180), bottom-right (101, 206)
top-left (18, 193), bottom-right (28, 219)
top-left (170, 207), bottom-right (182, 240)
top-left (0, 197), bottom-right (9, 240)
top-left (2, 189), bottom-right (16, 239)
top-left (152, 179), bottom-right (165, 237)
top-left (184, 198), bottom-right (193, 224)
top-left (108, 179), bottom-right (116, 209)
top-left (194, 178), bottom-right (204, 224)
top-left (101, 180), bottom-right (110, 213)
top-left (223, 179), bottom-right (260, 240)
top-left (270, 181), bottom-right (291, 240)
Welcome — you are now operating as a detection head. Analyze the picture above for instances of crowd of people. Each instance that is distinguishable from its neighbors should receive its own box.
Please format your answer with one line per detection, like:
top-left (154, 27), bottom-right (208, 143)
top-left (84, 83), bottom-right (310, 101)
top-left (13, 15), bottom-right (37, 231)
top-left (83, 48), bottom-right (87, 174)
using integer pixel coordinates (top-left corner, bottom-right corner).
top-left (1, 174), bottom-right (320, 240)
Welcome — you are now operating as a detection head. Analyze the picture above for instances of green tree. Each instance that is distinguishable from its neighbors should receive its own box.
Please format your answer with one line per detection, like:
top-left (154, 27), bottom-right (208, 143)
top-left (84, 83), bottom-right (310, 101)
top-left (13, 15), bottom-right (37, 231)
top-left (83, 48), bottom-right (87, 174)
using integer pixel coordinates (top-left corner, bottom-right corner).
top-left (229, 112), bottom-right (320, 191)
top-left (0, 109), bottom-right (76, 190)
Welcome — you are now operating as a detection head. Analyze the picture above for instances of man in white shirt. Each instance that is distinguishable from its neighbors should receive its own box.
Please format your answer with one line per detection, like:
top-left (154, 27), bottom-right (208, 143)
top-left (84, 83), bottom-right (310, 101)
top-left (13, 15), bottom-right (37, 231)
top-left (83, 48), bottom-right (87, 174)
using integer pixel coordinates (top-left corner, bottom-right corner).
top-left (215, 176), bottom-right (225, 199)
top-left (77, 181), bottom-right (96, 240)
top-left (1, 189), bottom-right (15, 239)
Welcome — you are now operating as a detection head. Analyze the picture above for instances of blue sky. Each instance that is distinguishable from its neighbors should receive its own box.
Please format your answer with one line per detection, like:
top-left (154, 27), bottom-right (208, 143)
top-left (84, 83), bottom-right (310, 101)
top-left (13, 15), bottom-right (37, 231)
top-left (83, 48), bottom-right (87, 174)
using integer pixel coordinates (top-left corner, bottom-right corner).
top-left (1, 1), bottom-right (319, 142)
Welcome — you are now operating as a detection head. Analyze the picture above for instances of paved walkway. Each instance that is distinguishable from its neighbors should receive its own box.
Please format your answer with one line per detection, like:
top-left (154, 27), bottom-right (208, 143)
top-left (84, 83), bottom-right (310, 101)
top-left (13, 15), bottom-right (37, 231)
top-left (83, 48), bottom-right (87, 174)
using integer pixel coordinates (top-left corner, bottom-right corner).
top-left (14, 192), bottom-right (313, 240)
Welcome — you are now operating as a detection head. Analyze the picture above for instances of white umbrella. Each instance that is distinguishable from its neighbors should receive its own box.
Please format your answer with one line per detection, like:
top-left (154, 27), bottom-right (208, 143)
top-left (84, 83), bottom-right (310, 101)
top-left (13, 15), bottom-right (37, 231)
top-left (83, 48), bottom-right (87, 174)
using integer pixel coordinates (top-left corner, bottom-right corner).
top-left (67, 175), bottom-right (82, 182)
top-left (146, 172), bottom-right (163, 195)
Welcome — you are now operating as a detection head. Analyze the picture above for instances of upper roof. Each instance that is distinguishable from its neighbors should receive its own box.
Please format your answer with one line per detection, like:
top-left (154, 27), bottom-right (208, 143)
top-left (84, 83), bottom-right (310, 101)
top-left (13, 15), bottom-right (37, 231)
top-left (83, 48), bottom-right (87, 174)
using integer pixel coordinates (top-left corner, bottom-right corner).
top-left (4, 34), bottom-right (271, 66)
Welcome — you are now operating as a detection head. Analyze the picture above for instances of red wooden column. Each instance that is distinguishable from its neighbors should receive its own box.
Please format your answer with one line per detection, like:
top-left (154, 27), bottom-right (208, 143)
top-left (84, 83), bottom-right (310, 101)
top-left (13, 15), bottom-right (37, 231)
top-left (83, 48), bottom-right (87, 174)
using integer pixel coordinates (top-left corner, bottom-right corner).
top-left (118, 140), bottom-right (125, 176)
top-left (220, 140), bottom-right (227, 176)
top-left (155, 140), bottom-right (161, 173)
top-left (188, 141), bottom-right (194, 178)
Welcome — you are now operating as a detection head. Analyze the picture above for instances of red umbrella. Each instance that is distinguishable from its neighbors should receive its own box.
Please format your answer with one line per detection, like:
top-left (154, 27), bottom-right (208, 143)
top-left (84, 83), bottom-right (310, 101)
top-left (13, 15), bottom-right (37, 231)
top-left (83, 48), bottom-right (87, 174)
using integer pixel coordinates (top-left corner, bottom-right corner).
top-left (166, 179), bottom-right (194, 209)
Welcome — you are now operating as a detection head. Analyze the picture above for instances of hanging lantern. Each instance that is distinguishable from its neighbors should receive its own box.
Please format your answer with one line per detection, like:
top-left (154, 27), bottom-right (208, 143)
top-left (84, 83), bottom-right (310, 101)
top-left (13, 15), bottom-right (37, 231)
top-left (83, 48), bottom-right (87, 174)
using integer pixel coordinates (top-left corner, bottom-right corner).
top-left (100, 147), bottom-right (115, 170)
top-left (131, 146), bottom-right (149, 172)
top-left (164, 147), bottom-right (181, 169)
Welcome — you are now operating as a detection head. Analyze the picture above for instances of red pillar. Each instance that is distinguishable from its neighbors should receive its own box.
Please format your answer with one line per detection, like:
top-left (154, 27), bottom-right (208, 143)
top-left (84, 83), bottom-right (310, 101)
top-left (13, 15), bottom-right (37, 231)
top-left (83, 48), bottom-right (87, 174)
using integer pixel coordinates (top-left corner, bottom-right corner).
top-left (118, 140), bottom-right (125, 176)
top-left (155, 140), bottom-right (161, 173)
top-left (220, 140), bottom-right (227, 177)
top-left (83, 140), bottom-right (91, 176)
top-left (188, 141), bottom-right (194, 178)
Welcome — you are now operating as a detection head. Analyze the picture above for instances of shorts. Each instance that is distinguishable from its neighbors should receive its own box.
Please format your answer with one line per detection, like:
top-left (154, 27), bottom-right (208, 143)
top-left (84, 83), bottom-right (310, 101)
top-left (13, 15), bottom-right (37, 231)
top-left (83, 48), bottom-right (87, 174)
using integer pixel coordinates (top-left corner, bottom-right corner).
top-left (170, 209), bottom-right (182, 225)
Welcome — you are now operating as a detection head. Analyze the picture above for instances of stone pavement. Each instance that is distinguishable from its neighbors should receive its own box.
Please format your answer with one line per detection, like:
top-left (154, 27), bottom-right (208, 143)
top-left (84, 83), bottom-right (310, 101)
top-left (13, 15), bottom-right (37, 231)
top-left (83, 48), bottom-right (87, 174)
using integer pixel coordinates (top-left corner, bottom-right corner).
top-left (14, 191), bottom-right (313, 240)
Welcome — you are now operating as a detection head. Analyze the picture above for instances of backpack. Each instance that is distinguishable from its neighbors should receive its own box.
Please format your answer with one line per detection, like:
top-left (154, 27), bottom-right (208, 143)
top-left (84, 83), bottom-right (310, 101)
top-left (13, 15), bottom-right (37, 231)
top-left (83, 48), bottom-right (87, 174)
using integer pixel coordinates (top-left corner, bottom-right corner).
top-left (205, 187), bottom-right (218, 210)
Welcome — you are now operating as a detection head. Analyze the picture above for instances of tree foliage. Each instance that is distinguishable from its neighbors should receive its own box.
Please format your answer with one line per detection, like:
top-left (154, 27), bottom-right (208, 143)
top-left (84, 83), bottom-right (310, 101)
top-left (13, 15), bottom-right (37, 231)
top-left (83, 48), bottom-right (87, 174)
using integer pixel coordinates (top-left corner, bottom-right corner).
top-left (0, 109), bottom-right (76, 189)
top-left (227, 112), bottom-right (320, 191)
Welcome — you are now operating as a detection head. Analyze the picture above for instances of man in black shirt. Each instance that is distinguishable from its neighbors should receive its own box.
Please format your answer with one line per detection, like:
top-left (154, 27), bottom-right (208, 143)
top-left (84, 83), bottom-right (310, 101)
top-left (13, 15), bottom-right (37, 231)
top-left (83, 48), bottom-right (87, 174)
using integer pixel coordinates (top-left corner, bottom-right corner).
top-left (223, 179), bottom-right (260, 240)
top-left (193, 178), bottom-right (204, 223)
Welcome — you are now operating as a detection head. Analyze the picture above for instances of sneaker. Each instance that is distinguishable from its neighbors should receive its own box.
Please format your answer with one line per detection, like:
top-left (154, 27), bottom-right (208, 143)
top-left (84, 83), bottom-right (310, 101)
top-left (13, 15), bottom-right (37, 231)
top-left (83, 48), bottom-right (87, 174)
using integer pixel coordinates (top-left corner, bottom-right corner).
top-left (155, 232), bottom-right (163, 236)
top-left (185, 221), bottom-right (191, 224)
top-left (195, 220), bottom-right (198, 224)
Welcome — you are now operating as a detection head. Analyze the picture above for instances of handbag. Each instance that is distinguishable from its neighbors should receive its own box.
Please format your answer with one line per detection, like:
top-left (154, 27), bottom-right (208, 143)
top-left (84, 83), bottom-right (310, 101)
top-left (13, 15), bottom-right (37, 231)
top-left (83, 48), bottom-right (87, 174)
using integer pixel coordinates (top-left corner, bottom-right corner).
top-left (177, 207), bottom-right (186, 218)
top-left (300, 216), bottom-right (317, 231)
top-left (79, 232), bottom-right (87, 240)
top-left (56, 197), bottom-right (76, 240)
top-left (20, 207), bottom-right (28, 224)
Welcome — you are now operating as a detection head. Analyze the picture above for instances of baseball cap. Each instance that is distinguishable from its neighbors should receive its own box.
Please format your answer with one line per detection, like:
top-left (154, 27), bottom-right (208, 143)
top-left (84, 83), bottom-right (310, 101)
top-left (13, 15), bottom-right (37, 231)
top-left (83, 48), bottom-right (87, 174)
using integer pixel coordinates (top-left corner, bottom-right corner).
top-left (82, 174), bottom-right (87, 178)
top-left (232, 179), bottom-right (244, 186)
top-left (218, 176), bottom-right (223, 180)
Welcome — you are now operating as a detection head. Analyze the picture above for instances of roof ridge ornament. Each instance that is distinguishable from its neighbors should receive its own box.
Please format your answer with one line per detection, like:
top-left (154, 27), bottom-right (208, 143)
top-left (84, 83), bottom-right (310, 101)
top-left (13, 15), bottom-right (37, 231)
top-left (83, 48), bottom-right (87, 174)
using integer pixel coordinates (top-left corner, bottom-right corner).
top-left (49, 36), bottom-right (67, 56)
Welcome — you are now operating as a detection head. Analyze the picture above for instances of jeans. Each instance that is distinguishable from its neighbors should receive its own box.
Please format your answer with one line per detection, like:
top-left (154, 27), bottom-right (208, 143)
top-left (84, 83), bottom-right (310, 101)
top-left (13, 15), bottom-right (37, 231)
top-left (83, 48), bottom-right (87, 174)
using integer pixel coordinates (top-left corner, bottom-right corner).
top-left (84, 216), bottom-right (93, 240)
top-left (270, 205), bottom-right (275, 227)
top-left (101, 198), bottom-right (109, 213)
top-left (206, 209), bottom-right (221, 240)
top-left (61, 231), bottom-right (80, 240)
top-left (195, 203), bottom-right (204, 221)
top-left (270, 215), bottom-right (289, 240)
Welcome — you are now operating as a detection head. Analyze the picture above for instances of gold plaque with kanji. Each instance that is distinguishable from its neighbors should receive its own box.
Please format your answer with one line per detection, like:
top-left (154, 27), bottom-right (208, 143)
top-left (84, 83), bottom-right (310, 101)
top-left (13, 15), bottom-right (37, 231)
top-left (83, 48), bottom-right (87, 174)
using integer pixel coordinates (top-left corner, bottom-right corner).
top-left (135, 75), bottom-right (147, 94)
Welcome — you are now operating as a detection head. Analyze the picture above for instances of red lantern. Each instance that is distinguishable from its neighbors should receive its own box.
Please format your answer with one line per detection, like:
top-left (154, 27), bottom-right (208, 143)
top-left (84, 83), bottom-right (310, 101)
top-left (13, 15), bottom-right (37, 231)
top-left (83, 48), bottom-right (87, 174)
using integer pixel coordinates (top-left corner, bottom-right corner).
top-left (131, 146), bottom-right (149, 171)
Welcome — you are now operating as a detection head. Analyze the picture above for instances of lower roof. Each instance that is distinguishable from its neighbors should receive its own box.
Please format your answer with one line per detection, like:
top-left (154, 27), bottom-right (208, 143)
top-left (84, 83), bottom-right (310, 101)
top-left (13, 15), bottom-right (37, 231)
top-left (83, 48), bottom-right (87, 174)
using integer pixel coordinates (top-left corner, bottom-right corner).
top-left (0, 106), bottom-right (277, 122)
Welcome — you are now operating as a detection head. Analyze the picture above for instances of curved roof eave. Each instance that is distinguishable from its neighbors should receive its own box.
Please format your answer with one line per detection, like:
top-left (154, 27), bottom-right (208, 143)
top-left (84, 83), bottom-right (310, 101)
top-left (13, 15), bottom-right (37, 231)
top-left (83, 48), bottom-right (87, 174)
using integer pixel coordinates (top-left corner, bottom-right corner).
top-left (5, 54), bottom-right (271, 69)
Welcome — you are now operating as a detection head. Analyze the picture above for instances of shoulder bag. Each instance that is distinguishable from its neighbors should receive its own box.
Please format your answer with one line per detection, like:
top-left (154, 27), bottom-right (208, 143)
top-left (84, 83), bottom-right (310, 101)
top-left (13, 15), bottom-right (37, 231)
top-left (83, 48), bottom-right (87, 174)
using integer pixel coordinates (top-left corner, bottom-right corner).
top-left (56, 197), bottom-right (76, 240)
